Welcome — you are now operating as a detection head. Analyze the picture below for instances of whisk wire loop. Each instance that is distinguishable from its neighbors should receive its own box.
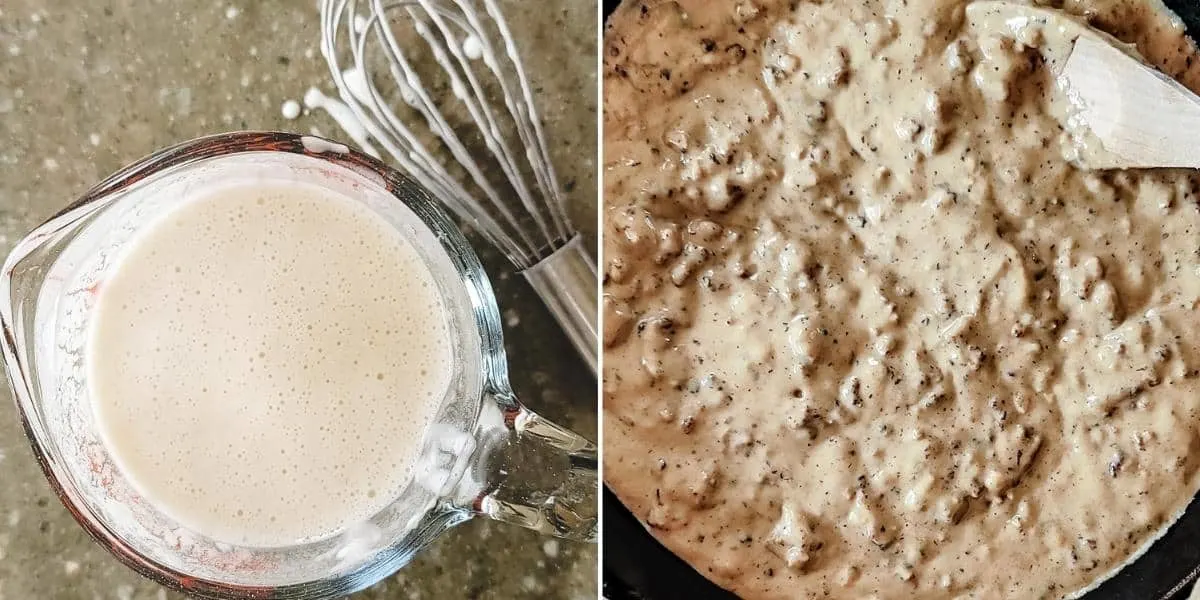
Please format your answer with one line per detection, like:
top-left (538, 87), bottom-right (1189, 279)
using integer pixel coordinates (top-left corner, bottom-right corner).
top-left (318, 0), bottom-right (597, 371)
top-left (321, 0), bottom-right (578, 267)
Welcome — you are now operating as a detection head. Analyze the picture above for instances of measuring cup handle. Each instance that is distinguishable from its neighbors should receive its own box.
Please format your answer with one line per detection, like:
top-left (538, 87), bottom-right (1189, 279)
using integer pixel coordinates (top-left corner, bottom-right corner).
top-left (460, 389), bottom-right (597, 542)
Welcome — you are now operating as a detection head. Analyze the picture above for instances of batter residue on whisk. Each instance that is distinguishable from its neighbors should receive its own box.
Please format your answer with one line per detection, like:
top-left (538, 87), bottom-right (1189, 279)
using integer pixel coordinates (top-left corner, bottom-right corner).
top-left (603, 0), bottom-right (1200, 598)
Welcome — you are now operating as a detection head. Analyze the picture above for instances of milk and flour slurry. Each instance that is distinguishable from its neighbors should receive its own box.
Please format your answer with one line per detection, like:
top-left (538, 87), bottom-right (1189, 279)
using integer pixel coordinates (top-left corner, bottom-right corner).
top-left (86, 180), bottom-right (453, 547)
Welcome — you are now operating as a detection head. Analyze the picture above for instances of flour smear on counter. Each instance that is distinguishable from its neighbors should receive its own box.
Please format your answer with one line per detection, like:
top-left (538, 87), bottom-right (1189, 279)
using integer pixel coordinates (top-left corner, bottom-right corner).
top-left (87, 180), bottom-right (452, 547)
top-left (603, 0), bottom-right (1200, 598)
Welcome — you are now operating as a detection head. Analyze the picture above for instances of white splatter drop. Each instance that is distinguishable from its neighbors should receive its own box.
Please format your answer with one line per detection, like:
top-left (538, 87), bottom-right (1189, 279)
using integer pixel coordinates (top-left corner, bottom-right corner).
top-left (225, 5), bottom-right (240, 20)
top-left (63, 560), bottom-right (80, 575)
top-left (504, 309), bottom-right (520, 328)
top-left (42, 158), bottom-right (58, 171)
top-left (89, 133), bottom-right (101, 146)
top-left (5, 512), bottom-right (17, 527)
top-left (462, 35), bottom-right (483, 60)
top-left (280, 100), bottom-right (301, 120)
top-left (542, 539), bottom-right (559, 558)
top-left (116, 584), bottom-right (134, 600)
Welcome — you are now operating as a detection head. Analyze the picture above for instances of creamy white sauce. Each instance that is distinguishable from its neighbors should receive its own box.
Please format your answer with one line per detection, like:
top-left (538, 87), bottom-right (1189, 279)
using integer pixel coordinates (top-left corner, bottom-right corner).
top-left (603, 0), bottom-right (1200, 598)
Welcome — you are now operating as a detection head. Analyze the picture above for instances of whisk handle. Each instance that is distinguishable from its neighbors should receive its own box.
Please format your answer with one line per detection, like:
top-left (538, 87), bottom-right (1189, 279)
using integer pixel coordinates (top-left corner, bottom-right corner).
top-left (522, 236), bottom-right (598, 374)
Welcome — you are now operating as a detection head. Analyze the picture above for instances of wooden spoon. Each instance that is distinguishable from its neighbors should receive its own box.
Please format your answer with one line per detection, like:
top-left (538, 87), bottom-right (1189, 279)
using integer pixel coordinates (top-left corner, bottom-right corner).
top-left (966, 1), bottom-right (1200, 169)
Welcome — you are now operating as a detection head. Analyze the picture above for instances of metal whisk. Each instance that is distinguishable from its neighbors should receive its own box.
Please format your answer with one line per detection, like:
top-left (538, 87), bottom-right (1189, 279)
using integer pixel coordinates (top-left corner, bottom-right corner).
top-left (318, 0), bottom-right (596, 372)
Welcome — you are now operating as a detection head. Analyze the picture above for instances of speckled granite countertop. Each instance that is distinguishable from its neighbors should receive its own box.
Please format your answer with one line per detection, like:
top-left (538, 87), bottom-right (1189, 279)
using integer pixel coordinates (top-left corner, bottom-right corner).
top-left (0, 2), bottom-right (597, 599)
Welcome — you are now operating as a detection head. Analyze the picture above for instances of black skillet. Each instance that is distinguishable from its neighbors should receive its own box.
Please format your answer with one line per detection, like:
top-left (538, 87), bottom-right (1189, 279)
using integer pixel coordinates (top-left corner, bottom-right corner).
top-left (600, 0), bottom-right (1200, 598)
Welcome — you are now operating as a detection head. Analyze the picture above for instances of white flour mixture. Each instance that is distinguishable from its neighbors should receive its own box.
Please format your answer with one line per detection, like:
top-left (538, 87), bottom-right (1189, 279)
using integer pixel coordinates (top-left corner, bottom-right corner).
top-left (88, 180), bottom-right (451, 547)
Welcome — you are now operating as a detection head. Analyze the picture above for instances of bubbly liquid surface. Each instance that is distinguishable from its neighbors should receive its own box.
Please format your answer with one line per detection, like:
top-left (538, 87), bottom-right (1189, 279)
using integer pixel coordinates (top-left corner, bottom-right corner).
top-left (87, 180), bottom-right (452, 547)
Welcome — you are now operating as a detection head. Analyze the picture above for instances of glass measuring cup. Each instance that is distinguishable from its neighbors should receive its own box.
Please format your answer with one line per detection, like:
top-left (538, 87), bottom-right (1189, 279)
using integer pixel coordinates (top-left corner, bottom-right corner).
top-left (0, 132), bottom-right (597, 599)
